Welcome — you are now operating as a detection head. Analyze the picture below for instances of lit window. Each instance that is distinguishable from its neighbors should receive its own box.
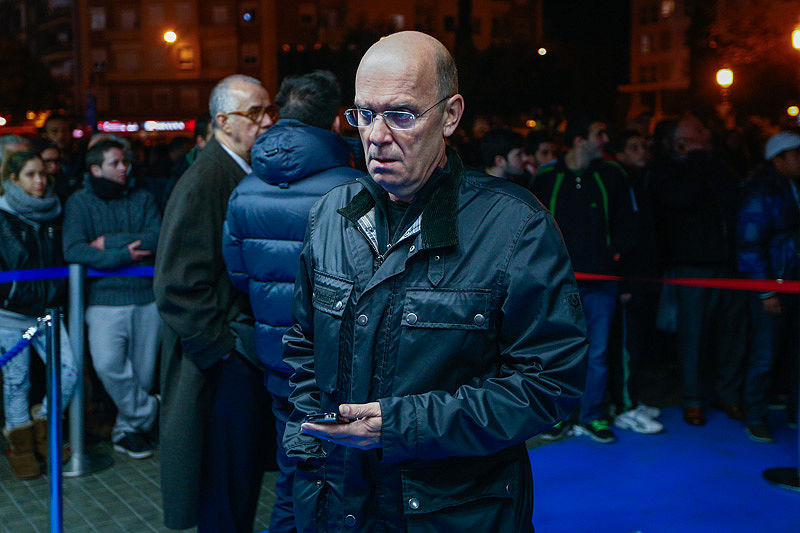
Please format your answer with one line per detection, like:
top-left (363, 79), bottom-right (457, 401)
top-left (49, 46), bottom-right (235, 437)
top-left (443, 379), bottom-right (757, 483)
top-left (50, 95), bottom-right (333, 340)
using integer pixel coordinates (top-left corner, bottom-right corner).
top-left (661, 0), bottom-right (675, 18)
top-left (90, 7), bottom-right (106, 31)
top-left (640, 35), bottom-right (651, 55)
top-left (178, 47), bottom-right (195, 70)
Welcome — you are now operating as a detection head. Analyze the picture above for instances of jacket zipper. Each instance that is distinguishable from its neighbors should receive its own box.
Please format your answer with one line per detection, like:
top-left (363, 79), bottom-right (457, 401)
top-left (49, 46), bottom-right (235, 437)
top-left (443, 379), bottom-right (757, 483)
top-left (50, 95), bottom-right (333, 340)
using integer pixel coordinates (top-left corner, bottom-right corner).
top-left (354, 225), bottom-right (415, 268)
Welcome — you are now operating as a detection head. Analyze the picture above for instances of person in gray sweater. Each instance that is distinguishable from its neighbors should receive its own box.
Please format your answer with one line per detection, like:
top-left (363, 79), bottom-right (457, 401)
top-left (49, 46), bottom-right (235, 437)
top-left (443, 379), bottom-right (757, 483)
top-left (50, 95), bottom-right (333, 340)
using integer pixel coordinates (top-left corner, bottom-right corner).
top-left (63, 139), bottom-right (162, 459)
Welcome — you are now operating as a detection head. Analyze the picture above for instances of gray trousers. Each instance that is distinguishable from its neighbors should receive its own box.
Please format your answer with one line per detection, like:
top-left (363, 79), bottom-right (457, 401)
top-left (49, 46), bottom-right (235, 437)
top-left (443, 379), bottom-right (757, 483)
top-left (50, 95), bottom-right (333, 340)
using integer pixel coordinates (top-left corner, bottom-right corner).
top-left (86, 302), bottom-right (161, 441)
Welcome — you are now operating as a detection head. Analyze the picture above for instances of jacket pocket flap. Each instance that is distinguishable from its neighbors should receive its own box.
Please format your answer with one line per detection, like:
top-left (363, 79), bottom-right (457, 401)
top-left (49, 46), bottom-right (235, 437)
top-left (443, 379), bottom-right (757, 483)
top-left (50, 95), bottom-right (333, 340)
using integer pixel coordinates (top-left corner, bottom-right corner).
top-left (402, 288), bottom-right (491, 330)
top-left (312, 270), bottom-right (354, 318)
top-left (400, 454), bottom-right (517, 515)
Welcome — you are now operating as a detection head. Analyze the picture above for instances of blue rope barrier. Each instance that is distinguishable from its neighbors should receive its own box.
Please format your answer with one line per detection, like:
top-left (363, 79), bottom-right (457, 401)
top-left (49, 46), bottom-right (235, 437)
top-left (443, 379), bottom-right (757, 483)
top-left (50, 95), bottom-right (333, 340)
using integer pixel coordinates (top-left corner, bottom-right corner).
top-left (0, 322), bottom-right (42, 370)
top-left (0, 265), bottom-right (154, 283)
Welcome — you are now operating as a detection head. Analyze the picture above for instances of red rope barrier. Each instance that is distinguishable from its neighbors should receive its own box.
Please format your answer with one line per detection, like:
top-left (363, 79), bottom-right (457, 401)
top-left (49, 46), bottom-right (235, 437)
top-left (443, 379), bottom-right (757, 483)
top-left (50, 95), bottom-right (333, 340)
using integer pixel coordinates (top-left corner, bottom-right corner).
top-left (574, 272), bottom-right (800, 294)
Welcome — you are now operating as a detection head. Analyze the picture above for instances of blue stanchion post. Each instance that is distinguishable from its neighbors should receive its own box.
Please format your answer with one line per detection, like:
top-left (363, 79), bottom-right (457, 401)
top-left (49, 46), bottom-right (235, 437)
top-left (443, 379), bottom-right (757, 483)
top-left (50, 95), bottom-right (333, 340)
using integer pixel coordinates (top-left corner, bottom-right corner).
top-left (45, 309), bottom-right (64, 532)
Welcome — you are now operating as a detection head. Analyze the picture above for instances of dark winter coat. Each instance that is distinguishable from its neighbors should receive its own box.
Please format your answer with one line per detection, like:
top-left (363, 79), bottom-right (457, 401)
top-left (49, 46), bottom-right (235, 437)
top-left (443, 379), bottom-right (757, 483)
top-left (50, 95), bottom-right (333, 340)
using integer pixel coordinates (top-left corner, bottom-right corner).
top-left (737, 164), bottom-right (800, 282)
top-left (0, 197), bottom-right (66, 316)
top-left (647, 151), bottom-right (740, 269)
top-left (153, 136), bottom-right (256, 529)
top-left (222, 120), bottom-right (362, 397)
top-left (531, 158), bottom-right (636, 276)
top-left (282, 150), bottom-right (588, 532)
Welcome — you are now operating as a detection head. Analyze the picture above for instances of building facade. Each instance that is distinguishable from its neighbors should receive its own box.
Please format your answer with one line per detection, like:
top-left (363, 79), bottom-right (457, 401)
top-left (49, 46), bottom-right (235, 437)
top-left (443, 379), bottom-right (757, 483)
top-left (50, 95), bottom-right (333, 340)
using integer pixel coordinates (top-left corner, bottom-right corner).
top-left (619, 0), bottom-right (692, 120)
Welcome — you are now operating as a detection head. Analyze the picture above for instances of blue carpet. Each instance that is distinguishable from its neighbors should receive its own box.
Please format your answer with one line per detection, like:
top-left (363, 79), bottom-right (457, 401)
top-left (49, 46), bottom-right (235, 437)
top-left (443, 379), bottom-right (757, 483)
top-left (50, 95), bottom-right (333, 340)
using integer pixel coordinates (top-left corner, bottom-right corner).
top-left (530, 407), bottom-right (800, 533)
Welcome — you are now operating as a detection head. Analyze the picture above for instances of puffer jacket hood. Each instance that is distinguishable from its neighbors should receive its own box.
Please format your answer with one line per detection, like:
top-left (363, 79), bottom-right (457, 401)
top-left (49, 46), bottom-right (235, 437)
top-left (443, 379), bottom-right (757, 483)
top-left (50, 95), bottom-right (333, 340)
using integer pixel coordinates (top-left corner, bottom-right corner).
top-left (252, 119), bottom-right (354, 186)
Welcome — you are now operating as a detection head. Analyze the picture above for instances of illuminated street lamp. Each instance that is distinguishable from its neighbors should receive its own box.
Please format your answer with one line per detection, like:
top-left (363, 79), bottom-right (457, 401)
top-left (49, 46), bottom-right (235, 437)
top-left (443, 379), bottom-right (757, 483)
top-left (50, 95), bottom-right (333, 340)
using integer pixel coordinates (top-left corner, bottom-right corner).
top-left (793, 28), bottom-right (800, 50)
top-left (0, 116), bottom-right (6, 126)
top-left (788, 106), bottom-right (800, 117)
top-left (538, 48), bottom-right (547, 56)
top-left (716, 68), bottom-right (733, 88)
top-left (163, 30), bottom-right (178, 44)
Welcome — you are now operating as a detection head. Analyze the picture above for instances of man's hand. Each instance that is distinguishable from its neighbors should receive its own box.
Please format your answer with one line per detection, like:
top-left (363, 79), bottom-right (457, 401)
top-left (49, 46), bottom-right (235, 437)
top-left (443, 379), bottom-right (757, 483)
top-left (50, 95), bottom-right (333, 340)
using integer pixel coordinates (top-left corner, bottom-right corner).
top-left (301, 402), bottom-right (382, 450)
top-left (127, 240), bottom-right (153, 261)
top-left (90, 235), bottom-right (106, 250)
top-left (763, 295), bottom-right (782, 315)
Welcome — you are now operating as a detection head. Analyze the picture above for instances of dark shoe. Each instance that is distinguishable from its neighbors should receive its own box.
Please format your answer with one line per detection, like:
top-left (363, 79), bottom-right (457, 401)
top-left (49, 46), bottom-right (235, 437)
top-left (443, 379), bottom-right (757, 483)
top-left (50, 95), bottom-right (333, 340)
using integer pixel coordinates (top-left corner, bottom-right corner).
top-left (683, 407), bottom-right (706, 426)
top-left (724, 403), bottom-right (745, 421)
top-left (113, 432), bottom-right (154, 459)
top-left (539, 422), bottom-right (569, 441)
top-left (746, 423), bottom-right (775, 443)
top-left (3, 424), bottom-right (41, 479)
top-left (572, 420), bottom-right (616, 443)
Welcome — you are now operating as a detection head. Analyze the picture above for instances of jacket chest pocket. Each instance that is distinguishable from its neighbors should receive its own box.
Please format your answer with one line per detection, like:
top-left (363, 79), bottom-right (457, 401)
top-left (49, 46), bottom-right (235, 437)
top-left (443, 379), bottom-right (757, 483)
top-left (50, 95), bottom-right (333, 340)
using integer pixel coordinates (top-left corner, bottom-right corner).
top-left (311, 270), bottom-right (354, 394)
top-left (401, 288), bottom-right (491, 330)
top-left (395, 288), bottom-right (493, 392)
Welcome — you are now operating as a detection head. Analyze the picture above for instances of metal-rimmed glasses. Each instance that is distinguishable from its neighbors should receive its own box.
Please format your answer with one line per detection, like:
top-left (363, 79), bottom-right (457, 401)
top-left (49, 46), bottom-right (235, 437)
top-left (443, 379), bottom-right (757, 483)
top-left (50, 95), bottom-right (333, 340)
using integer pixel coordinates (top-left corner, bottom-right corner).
top-left (344, 95), bottom-right (452, 130)
top-left (225, 104), bottom-right (279, 124)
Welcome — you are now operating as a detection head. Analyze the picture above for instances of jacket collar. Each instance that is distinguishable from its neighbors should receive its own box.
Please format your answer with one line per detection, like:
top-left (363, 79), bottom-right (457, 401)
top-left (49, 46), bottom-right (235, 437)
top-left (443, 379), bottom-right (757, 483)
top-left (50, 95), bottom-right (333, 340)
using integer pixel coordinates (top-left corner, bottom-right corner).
top-left (337, 147), bottom-right (462, 250)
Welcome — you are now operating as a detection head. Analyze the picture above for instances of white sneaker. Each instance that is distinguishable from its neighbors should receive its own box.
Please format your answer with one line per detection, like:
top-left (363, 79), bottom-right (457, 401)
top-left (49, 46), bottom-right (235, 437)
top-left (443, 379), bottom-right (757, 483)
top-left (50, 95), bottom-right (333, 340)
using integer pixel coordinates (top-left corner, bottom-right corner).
top-left (614, 409), bottom-right (664, 434)
top-left (635, 404), bottom-right (661, 419)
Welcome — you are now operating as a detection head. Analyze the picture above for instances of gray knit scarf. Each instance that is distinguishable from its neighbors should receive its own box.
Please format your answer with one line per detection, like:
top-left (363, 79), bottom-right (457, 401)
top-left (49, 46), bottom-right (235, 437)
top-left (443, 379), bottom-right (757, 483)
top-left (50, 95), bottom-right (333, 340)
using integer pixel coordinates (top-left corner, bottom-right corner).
top-left (2, 181), bottom-right (62, 222)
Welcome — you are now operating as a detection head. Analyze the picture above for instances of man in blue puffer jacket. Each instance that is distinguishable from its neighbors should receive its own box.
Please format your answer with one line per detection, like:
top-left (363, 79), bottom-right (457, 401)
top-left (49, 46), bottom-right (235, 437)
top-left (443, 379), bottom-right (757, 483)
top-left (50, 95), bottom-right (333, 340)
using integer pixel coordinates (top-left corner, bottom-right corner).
top-left (737, 131), bottom-right (800, 443)
top-left (222, 70), bottom-right (362, 532)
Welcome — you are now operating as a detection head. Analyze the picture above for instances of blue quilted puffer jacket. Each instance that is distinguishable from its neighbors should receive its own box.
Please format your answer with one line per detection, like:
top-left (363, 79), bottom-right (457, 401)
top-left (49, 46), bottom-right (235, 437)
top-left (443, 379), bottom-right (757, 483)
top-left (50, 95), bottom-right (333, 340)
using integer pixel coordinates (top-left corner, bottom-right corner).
top-left (223, 119), bottom-right (363, 396)
top-left (737, 164), bottom-right (800, 285)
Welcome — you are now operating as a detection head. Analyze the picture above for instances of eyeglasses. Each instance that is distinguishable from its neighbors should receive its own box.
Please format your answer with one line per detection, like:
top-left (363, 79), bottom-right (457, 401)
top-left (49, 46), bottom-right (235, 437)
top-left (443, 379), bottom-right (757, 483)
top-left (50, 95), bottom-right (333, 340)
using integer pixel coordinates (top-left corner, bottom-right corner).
top-left (344, 95), bottom-right (452, 130)
top-left (225, 105), bottom-right (279, 124)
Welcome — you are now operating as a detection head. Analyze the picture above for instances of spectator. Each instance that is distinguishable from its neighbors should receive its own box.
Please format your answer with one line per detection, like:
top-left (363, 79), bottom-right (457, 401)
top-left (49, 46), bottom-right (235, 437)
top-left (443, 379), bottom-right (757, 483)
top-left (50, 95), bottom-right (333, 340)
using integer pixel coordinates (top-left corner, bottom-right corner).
top-left (532, 114), bottom-right (636, 443)
top-left (39, 141), bottom-right (80, 203)
top-left (62, 140), bottom-right (162, 459)
top-left (648, 115), bottom-right (747, 426)
top-left (479, 128), bottom-right (529, 186)
top-left (0, 135), bottom-right (33, 161)
top-left (524, 131), bottom-right (558, 178)
top-left (223, 69), bottom-right (361, 533)
top-left (607, 130), bottom-right (663, 434)
top-left (154, 74), bottom-right (276, 532)
top-left (0, 151), bottom-right (78, 479)
top-left (737, 132), bottom-right (800, 442)
top-left (41, 114), bottom-right (83, 181)
top-left (170, 113), bottom-right (213, 181)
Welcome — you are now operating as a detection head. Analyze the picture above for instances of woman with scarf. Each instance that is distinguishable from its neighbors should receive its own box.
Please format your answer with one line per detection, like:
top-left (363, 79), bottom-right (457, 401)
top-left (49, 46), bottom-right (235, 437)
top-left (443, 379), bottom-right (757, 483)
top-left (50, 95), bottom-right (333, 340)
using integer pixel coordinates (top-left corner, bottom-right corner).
top-left (0, 150), bottom-right (78, 479)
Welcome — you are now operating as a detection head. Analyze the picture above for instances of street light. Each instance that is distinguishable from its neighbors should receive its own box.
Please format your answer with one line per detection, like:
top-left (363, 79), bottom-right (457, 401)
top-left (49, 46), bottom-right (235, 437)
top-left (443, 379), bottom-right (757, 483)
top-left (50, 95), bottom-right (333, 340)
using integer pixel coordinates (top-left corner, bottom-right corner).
top-left (163, 30), bottom-right (177, 44)
top-left (716, 68), bottom-right (733, 88)
top-left (793, 28), bottom-right (800, 50)
top-left (538, 48), bottom-right (547, 56)
top-left (0, 116), bottom-right (6, 126)
top-left (788, 106), bottom-right (800, 117)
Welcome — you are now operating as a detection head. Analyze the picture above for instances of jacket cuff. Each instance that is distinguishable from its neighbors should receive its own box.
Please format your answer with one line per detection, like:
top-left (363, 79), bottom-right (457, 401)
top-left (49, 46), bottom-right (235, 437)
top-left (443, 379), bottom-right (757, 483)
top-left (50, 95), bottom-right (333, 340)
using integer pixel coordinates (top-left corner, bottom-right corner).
top-left (378, 396), bottom-right (418, 464)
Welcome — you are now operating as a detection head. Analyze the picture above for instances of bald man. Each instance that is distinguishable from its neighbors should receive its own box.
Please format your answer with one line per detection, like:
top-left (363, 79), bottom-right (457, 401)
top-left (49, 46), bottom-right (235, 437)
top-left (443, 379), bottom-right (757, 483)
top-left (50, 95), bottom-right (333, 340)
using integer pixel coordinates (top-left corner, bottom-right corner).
top-left (281, 32), bottom-right (587, 531)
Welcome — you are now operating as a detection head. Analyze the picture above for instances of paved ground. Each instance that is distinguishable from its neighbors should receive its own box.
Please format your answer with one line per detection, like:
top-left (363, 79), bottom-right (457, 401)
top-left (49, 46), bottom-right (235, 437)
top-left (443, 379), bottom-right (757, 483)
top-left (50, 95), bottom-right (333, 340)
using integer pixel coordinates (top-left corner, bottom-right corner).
top-left (0, 442), bottom-right (277, 532)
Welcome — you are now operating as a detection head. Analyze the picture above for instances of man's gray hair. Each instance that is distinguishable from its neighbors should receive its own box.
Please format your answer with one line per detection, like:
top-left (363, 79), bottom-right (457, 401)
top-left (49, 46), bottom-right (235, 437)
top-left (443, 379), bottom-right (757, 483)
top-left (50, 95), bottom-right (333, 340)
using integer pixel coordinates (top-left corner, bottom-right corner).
top-left (0, 135), bottom-right (32, 159)
top-left (209, 74), bottom-right (263, 127)
top-left (435, 48), bottom-right (458, 100)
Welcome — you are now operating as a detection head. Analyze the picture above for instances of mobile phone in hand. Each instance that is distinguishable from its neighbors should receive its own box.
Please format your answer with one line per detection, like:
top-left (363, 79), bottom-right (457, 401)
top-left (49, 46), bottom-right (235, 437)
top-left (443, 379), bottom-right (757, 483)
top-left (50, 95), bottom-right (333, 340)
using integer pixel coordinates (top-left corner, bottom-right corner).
top-left (305, 412), bottom-right (350, 424)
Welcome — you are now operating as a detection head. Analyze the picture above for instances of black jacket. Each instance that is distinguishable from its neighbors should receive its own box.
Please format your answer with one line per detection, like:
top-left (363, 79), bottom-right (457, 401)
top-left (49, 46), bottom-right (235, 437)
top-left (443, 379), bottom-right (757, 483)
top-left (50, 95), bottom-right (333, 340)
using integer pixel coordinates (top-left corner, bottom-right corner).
top-left (648, 151), bottom-right (739, 269)
top-left (0, 199), bottom-right (66, 316)
top-left (282, 151), bottom-right (588, 532)
top-left (531, 158), bottom-right (636, 276)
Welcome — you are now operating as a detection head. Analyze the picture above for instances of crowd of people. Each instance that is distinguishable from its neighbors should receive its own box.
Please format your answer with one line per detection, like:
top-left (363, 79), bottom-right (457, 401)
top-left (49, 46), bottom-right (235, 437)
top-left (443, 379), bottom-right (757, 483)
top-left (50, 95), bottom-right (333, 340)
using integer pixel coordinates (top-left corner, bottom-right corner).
top-left (0, 29), bottom-right (798, 532)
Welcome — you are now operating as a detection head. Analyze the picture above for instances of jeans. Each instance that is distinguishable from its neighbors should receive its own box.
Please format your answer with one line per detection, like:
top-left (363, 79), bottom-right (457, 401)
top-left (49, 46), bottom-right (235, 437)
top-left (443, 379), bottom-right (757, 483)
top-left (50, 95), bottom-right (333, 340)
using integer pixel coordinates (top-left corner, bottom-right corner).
top-left (1, 321), bottom-right (78, 430)
top-left (744, 295), bottom-right (783, 425)
top-left (578, 281), bottom-right (618, 423)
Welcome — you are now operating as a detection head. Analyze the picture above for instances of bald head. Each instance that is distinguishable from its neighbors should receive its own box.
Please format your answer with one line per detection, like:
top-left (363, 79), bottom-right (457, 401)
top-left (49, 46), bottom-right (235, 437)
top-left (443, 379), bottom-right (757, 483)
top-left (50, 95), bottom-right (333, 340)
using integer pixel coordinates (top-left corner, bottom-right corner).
top-left (358, 31), bottom-right (457, 100)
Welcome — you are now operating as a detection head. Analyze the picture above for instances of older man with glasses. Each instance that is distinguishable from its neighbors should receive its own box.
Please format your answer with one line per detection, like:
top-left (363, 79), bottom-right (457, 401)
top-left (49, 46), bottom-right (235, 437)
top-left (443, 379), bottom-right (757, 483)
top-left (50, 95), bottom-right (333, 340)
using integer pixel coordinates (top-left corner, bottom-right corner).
top-left (281, 31), bottom-right (588, 532)
top-left (154, 74), bottom-right (276, 532)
